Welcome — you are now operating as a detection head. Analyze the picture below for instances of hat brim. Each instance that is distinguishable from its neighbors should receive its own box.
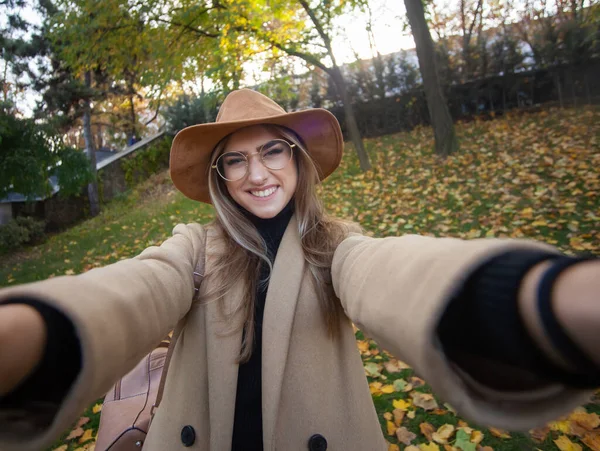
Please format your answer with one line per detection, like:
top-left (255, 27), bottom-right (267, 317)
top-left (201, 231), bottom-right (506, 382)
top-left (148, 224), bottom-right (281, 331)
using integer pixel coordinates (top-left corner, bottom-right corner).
top-left (169, 108), bottom-right (343, 204)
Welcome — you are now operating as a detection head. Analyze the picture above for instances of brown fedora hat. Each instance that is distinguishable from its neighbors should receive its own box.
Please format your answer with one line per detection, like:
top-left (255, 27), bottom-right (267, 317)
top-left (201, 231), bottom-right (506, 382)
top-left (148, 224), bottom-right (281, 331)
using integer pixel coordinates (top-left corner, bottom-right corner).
top-left (169, 88), bottom-right (344, 203)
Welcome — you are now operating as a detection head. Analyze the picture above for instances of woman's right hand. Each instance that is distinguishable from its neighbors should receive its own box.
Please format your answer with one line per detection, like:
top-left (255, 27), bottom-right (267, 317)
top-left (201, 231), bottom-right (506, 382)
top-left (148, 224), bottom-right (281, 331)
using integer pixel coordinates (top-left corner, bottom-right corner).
top-left (0, 304), bottom-right (47, 397)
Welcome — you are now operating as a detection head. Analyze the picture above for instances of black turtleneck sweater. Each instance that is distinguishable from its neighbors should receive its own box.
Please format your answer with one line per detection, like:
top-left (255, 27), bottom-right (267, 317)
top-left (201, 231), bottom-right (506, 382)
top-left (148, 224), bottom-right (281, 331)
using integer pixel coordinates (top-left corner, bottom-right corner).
top-left (230, 200), bottom-right (294, 451)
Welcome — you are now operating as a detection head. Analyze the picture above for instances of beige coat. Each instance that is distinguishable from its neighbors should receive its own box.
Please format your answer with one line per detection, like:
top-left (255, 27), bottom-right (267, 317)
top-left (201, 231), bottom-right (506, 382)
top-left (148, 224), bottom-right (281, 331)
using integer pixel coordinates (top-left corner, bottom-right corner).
top-left (0, 216), bottom-right (593, 451)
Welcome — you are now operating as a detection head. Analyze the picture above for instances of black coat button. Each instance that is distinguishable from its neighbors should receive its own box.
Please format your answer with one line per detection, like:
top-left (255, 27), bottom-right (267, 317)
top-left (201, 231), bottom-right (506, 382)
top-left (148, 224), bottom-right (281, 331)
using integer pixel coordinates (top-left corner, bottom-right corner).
top-left (181, 425), bottom-right (196, 447)
top-left (308, 434), bottom-right (327, 451)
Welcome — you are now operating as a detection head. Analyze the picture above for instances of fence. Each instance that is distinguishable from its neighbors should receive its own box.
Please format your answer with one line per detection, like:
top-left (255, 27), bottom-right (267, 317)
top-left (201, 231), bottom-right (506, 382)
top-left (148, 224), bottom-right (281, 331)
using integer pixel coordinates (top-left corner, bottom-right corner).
top-left (330, 60), bottom-right (600, 139)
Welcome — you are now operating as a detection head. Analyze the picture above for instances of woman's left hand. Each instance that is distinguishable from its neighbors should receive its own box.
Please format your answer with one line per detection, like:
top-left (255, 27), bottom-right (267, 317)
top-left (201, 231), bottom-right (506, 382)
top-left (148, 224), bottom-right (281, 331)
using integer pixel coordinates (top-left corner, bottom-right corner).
top-left (519, 259), bottom-right (600, 372)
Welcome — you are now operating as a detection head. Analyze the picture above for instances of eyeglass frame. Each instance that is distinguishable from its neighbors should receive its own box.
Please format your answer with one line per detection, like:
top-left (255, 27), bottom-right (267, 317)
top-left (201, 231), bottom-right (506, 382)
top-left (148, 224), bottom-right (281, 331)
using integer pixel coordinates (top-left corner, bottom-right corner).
top-left (211, 139), bottom-right (297, 182)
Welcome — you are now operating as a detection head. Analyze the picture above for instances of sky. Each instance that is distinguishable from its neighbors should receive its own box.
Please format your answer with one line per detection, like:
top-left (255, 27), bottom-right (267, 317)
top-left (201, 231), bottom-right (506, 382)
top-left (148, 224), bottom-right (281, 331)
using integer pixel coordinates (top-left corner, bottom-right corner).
top-left (332, 0), bottom-right (414, 64)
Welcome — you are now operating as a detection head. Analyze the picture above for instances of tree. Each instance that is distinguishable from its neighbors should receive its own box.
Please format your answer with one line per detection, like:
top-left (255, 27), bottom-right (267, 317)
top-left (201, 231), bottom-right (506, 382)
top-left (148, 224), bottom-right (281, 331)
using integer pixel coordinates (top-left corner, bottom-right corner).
top-left (0, 0), bottom-right (92, 203)
top-left (403, 0), bottom-right (458, 157)
top-left (458, 0), bottom-right (484, 81)
top-left (163, 91), bottom-right (220, 133)
top-left (218, 0), bottom-right (372, 171)
top-left (81, 71), bottom-right (100, 216)
top-left (1, 0), bottom-right (41, 111)
top-left (0, 102), bottom-right (92, 200)
top-left (44, 0), bottom-right (209, 215)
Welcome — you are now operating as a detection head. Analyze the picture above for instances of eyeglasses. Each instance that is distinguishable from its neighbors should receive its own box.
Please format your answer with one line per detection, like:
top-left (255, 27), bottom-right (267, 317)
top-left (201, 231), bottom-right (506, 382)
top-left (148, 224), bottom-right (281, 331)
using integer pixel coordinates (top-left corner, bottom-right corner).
top-left (212, 139), bottom-right (296, 182)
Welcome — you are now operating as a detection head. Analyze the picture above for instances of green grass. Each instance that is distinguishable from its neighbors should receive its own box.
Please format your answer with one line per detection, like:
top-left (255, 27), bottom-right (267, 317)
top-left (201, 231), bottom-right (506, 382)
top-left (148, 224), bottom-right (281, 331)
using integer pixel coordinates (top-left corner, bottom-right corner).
top-left (1, 106), bottom-right (599, 451)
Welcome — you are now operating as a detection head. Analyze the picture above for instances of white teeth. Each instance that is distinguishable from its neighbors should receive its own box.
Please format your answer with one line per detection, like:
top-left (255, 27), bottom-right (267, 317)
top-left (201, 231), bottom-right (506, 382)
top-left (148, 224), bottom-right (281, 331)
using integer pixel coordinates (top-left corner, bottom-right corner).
top-left (250, 187), bottom-right (277, 197)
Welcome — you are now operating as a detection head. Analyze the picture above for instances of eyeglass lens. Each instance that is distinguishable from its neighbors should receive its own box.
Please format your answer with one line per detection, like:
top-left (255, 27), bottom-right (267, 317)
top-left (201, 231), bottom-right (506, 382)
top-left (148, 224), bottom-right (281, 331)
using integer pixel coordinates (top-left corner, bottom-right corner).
top-left (216, 140), bottom-right (293, 181)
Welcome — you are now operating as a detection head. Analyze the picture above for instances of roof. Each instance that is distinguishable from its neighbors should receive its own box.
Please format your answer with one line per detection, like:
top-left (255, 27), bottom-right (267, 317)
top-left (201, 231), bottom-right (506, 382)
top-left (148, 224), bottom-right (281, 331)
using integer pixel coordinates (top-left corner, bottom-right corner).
top-left (0, 131), bottom-right (166, 204)
top-left (0, 176), bottom-right (61, 203)
top-left (96, 132), bottom-right (165, 170)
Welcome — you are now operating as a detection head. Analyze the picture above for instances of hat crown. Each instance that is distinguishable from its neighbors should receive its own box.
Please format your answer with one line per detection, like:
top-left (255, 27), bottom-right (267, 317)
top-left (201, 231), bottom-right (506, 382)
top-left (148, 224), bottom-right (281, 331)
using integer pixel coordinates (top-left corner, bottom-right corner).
top-left (216, 89), bottom-right (286, 123)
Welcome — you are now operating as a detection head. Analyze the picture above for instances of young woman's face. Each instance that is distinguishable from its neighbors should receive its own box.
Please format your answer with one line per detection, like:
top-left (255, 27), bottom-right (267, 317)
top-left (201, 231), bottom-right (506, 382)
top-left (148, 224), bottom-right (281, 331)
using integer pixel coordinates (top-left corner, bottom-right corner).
top-left (222, 125), bottom-right (298, 219)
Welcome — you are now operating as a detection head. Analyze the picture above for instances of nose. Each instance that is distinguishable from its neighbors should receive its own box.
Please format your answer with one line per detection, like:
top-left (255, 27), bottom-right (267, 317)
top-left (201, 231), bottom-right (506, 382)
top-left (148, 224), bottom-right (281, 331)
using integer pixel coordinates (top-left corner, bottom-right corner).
top-left (246, 154), bottom-right (269, 184)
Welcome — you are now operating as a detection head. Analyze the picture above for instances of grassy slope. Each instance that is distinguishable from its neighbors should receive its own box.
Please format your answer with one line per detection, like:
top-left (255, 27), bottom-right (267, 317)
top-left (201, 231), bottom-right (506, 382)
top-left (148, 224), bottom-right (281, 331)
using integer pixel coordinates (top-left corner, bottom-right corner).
top-left (1, 106), bottom-right (598, 451)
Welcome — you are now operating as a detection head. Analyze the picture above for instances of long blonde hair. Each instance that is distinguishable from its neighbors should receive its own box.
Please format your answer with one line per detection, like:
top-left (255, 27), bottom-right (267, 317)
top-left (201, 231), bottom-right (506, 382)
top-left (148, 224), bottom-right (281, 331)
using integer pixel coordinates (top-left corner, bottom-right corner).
top-left (204, 124), bottom-right (358, 364)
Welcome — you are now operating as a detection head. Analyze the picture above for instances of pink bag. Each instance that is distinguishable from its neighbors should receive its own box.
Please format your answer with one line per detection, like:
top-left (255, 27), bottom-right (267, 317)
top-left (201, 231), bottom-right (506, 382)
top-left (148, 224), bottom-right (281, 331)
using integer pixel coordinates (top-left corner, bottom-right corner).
top-left (95, 244), bottom-right (206, 450)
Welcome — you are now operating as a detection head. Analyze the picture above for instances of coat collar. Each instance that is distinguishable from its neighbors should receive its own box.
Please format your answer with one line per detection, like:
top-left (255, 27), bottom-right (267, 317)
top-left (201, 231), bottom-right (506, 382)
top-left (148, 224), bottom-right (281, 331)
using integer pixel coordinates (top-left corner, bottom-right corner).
top-left (204, 215), bottom-right (305, 451)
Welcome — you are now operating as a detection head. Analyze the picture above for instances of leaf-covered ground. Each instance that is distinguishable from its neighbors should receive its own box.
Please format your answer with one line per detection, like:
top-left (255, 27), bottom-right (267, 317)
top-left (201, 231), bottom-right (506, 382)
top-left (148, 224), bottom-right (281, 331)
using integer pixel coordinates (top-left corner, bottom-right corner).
top-left (1, 106), bottom-right (599, 451)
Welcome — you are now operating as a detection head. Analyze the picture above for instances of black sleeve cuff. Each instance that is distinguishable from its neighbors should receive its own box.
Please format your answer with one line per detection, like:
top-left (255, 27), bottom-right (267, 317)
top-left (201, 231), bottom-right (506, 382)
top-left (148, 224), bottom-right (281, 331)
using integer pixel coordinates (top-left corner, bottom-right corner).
top-left (437, 249), bottom-right (600, 389)
top-left (0, 297), bottom-right (82, 415)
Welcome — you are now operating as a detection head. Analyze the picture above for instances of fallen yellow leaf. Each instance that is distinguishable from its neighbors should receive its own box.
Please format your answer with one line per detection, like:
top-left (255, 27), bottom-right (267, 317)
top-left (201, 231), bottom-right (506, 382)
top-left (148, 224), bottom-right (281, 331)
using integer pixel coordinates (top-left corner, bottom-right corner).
top-left (393, 399), bottom-right (412, 411)
top-left (488, 427), bottom-right (511, 439)
top-left (79, 428), bottom-right (94, 444)
top-left (388, 444), bottom-right (400, 451)
top-left (432, 424), bottom-right (455, 444)
top-left (470, 430), bottom-right (484, 444)
top-left (92, 403), bottom-right (103, 414)
top-left (582, 433), bottom-right (600, 451)
top-left (521, 207), bottom-right (534, 218)
top-left (73, 445), bottom-right (95, 451)
top-left (570, 411), bottom-right (600, 430)
top-left (419, 442), bottom-right (441, 451)
top-left (393, 408), bottom-right (405, 426)
top-left (554, 435), bottom-right (582, 451)
top-left (420, 422), bottom-right (435, 441)
top-left (387, 420), bottom-right (397, 436)
top-left (357, 340), bottom-right (370, 353)
top-left (370, 381), bottom-right (383, 394)
top-left (550, 420), bottom-right (571, 434)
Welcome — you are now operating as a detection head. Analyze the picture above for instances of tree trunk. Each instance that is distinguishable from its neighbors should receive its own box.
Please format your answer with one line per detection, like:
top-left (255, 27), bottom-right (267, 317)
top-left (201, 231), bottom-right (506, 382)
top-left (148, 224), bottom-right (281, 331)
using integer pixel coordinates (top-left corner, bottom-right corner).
top-left (128, 92), bottom-right (136, 143)
top-left (584, 72), bottom-right (591, 105)
top-left (331, 67), bottom-right (372, 171)
top-left (83, 71), bottom-right (100, 217)
top-left (554, 71), bottom-right (564, 108)
top-left (568, 67), bottom-right (577, 107)
top-left (404, 0), bottom-right (458, 157)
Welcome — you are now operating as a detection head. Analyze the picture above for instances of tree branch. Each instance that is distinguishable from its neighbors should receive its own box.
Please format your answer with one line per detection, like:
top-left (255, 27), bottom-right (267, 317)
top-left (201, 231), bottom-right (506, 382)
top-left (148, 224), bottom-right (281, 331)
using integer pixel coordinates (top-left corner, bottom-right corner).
top-left (152, 17), bottom-right (219, 38)
top-left (297, 0), bottom-right (335, 62)
top-left (268, 40), bottom-right (332, 75)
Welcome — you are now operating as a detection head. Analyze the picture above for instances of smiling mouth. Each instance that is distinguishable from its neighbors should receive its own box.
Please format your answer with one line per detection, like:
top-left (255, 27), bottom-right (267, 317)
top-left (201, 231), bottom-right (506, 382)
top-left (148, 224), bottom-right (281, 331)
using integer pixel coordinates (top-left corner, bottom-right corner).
top-left (249, 186), bottom-right (278, 198)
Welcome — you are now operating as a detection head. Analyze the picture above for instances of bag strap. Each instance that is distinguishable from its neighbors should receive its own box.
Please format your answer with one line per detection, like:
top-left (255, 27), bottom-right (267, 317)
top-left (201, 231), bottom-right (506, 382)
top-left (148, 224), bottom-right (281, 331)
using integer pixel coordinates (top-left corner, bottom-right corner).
top-left (152, 229), bottom-right (207, 415)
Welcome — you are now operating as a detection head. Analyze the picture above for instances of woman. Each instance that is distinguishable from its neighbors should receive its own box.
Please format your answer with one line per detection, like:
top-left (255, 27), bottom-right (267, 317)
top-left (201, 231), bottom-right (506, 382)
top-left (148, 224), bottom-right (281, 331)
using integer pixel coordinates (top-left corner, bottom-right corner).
top-left (0, 89), bottom-right (599, 451)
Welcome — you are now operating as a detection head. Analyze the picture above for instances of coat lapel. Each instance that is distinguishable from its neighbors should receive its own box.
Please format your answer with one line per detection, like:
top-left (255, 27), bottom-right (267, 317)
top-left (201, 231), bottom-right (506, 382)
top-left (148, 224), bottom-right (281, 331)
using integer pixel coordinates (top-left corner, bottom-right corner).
top-left (205, 263), bottom-right (244, 450)
top-left (262, 215), bottom-right (305, 450)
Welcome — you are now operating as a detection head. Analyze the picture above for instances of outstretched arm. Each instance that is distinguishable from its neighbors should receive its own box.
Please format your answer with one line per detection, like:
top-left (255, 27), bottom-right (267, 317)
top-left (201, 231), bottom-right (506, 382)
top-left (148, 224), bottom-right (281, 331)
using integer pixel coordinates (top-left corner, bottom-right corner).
top-left (332, 233), bottom-right (597, 431)
top-left (0, 223), bottom-right (206, 451)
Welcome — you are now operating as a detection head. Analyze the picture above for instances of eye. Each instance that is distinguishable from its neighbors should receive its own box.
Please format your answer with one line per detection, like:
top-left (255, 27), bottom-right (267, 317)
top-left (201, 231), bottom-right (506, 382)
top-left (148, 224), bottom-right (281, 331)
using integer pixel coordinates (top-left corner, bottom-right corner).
top-left (222, 152), bottom-right (246, 166)
top-left (264, 147), bottom-right (284, 157)
top-left (262, 141), bottom-right (287, 157)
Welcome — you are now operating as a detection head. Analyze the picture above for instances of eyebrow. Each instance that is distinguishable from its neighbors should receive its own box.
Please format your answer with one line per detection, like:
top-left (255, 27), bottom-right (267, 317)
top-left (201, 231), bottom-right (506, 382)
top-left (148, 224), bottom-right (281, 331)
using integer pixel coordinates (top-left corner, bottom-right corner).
top-left (226, 140), bottom-right (279, 155)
